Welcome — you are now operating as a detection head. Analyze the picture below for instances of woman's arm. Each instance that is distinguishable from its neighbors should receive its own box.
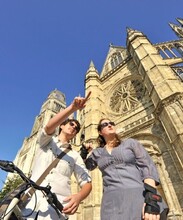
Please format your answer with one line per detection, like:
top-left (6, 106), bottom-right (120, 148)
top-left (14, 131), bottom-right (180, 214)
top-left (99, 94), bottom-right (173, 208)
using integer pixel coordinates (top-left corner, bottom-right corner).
top-left (132, 139), bottom-right (160, 183)
top-left (131, 139), bottom-right (162, 219)
top-left (144, 178), bottom-right (156, 187)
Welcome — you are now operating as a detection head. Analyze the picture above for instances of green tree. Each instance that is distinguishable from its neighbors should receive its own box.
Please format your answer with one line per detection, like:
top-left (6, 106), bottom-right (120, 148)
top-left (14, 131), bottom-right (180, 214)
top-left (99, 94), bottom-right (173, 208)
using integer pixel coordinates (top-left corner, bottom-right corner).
top-left (0, 175), bottom-right (23, 200)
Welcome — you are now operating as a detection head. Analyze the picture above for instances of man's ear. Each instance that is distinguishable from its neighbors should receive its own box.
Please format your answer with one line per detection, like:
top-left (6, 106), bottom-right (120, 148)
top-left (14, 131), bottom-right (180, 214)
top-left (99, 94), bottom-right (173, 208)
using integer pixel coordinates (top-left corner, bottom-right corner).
top-left (59, 124), bottom-right (65, 133)
top-left (60, 124), bottom-right (65, 130)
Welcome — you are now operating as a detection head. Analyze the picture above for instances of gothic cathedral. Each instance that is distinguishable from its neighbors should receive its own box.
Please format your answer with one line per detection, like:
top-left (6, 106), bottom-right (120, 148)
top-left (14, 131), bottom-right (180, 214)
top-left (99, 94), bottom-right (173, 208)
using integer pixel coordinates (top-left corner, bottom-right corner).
top-left (12, 18), bottom-right (183, 219)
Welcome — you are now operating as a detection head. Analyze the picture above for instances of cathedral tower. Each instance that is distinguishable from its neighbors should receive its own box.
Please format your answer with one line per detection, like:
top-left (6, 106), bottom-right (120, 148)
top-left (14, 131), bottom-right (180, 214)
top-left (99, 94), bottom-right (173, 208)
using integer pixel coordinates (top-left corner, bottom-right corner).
top-left (13, 89), bottom-right (66, 177)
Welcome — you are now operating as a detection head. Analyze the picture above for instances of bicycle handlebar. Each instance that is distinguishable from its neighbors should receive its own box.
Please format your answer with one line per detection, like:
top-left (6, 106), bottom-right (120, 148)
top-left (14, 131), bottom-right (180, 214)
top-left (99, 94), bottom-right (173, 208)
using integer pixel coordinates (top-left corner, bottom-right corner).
top-left (0, 160), bottom-right (64, 219)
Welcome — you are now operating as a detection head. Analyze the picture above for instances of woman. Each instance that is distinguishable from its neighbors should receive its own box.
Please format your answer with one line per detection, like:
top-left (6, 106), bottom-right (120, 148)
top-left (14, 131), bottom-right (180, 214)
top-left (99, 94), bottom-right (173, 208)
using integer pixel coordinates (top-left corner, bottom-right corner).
top-left (82, 118), bottom-right (169, 220)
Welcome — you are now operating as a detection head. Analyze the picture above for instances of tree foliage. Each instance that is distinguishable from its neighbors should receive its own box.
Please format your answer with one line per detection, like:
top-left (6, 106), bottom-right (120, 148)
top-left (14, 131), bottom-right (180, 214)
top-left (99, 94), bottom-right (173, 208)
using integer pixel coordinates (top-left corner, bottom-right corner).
top-left (0, 175), bottom-right (23, 200)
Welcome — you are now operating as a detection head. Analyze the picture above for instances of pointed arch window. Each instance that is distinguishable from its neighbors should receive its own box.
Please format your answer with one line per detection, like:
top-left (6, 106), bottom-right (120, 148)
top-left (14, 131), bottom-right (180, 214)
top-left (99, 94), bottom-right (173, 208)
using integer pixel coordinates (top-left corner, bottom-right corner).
top-left (172, 65), bottom-right (183, 80)
top-left (54, 101), bottom-right (62, 112)
top-left (111, 52), bottom-right (123, 69)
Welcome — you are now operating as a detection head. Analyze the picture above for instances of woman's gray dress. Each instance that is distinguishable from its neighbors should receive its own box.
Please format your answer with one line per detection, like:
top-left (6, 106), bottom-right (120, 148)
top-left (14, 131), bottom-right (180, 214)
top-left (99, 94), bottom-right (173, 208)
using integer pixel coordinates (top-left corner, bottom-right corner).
top-left (85, 138), bottom-right (168, 220)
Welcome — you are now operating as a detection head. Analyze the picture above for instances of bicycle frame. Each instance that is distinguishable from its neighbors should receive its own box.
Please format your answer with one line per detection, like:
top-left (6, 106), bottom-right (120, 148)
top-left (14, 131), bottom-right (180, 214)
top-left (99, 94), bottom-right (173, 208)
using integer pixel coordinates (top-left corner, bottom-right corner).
top-left (0, 160), bottom-right (63, 220)
top-left (2, 197), bottom-right (22, 220)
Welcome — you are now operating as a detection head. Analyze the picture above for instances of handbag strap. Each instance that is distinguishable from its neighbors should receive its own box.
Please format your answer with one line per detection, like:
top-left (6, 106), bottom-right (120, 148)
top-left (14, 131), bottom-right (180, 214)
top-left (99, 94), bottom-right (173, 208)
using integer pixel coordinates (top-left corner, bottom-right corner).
top-left (21, 143), bottom-right (71, 202)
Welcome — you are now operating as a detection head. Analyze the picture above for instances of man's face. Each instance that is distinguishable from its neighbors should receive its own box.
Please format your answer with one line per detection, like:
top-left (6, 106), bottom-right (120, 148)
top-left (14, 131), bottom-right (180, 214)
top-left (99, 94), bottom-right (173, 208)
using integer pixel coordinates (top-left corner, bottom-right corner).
top-left (60, 121), bottom-right (79, 137)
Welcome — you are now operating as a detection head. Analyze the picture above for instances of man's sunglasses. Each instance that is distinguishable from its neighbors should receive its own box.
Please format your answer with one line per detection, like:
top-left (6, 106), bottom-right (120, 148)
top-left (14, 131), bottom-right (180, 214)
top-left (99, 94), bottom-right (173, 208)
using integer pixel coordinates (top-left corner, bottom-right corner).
top-left (99, 121), bottom-right (115, 130)
top-left (69, 121), bottom-right (79, 132)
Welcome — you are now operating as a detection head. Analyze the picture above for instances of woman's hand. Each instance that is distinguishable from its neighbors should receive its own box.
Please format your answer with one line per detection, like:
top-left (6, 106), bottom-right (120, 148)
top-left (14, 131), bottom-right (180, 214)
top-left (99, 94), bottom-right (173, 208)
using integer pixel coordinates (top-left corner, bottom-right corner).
top-left (84, 142), bottom-right (93, 152)
top-left (142, 203), bottom-right (160, 220)
top-left (80, 142), bottom-right (93, 160)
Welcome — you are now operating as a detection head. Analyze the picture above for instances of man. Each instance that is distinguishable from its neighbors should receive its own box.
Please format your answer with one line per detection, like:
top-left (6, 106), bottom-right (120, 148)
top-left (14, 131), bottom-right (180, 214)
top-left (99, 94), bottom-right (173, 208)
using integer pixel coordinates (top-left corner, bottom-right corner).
top-left (23, 92), bottom-right (92, 220)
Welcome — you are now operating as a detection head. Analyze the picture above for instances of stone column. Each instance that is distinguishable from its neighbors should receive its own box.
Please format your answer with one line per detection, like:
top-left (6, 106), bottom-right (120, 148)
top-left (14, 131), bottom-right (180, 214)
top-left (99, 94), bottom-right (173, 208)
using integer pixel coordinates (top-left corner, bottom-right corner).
top-left (154, 155), bottom-right (183, 219)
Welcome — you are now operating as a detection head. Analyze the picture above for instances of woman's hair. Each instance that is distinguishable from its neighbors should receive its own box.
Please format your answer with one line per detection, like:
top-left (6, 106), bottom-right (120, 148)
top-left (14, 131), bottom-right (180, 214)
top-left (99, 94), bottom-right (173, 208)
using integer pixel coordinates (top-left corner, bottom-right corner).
top-left (96, 118), bottom-right (121, 148)
top-left (59, 118), bottom-right (80, 134)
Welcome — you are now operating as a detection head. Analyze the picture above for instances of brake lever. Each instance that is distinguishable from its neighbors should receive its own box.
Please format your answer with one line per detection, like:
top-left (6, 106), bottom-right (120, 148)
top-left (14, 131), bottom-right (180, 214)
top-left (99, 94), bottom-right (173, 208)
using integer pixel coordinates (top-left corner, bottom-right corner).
top-left (47, 191), bottom-right (63, 212)
top-left (37, 185), bottom-right (63, 217)
top-left (46, 191), bottom-right (63, 217)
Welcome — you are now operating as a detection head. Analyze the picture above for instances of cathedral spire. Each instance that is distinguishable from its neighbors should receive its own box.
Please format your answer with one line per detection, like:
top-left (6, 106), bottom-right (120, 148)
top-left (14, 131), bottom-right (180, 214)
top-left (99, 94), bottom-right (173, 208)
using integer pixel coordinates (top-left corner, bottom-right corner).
top-left (89, 60), bottom-right (95, 70)
top-left (176, 18), bottom-right (183, 26)
top-left (126, 27), bottom-right (134, 32)
top-left (126, 27), bottom-right (144, 37)
top-left (126, 27), bottom-right (145, 47)
top-left (169, 22), bottom-right (183, 38)
top-left (86, 60), bottom-right (99, 76)
top-left (126, 27), bottom-right (135, 35)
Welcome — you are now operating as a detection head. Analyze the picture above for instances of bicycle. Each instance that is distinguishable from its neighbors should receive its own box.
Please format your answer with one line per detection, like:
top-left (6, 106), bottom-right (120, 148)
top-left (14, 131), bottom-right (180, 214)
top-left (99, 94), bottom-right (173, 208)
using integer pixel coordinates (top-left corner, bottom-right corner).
top-left (0, 160), bottom-right (64, 220)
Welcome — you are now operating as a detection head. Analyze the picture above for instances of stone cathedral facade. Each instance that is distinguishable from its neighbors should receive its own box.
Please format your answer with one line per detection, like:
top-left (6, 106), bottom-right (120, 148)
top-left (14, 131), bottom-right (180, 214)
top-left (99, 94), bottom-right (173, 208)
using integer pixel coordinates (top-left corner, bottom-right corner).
top-left (11, 18), bottom-right (183, 219)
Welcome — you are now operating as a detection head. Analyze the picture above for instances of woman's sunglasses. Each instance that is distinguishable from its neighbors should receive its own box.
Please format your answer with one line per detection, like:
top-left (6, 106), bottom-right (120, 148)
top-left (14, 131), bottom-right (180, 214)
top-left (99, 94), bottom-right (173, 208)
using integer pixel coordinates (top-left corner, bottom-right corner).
top-left (99, 121), bottom-right (115, 130)
top-left (69, 121), bottom-right (79, 132)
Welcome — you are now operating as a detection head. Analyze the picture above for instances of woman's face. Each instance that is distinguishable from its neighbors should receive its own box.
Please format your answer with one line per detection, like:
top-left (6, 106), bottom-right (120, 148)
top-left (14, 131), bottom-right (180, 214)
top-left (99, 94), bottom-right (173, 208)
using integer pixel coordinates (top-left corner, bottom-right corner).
top-left (98, 119), bottom-right (116, 137)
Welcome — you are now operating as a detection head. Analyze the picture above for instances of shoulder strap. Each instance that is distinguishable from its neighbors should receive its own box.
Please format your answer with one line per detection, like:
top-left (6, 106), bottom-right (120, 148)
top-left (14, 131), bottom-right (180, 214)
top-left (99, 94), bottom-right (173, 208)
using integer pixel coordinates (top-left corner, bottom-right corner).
top-left (21, 144), bottom-right (71, 202)
top-left (36, 144), bottom-right (71, 185)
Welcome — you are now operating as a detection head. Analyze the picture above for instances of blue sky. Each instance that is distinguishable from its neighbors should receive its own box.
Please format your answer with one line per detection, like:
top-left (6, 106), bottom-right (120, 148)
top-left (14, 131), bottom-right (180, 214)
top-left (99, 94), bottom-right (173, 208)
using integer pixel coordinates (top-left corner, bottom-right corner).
top-left (0, 0), bottom-right (182, 189)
